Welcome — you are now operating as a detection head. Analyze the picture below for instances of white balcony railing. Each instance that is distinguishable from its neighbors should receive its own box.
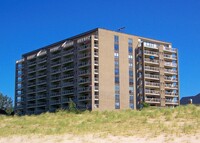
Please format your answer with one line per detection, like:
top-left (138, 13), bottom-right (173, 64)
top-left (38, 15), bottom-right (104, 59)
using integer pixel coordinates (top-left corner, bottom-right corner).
top-left (145, 82), bottom-right (160, 87)
top-left (144, 66), bottom-right (159, 72)
top-left (144, 58), bottom-right (159, 64)
top-left (164, 62), bottom-right (177, 67)
top-left (164, 47), bottom-right (176, 52)
top-left (145, 74), bottom-right (159, 79)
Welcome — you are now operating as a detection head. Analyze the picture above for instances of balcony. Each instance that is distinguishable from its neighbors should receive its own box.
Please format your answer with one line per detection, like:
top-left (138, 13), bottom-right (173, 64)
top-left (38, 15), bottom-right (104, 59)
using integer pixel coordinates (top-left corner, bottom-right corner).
top-left (165, 99), bottom-right (179, 104)
top-left (51, 69), bottom-right (61, 74)
top-left (51, 84), bottom-right (61, 89)
top-left (79, 62), bottom-right (91, 68)
top-left (27, 103), bottom-right (36, 107)
top-left (79, 53), bottom-right (91, 59)
top-left (28, 68), bottom-right (36, 74)
top-left (37, 80), bottom-right (46, 85)
top-left (94, 52), bottom-right (99, 57)
top-left (144, 74), bottom-right (159, 80)
top-left (62, 90), bottom-right (74, 95)
top-left (94, 60), bottom-right (99, 65)
top-left (143, 42), bottom-right (158, 49)
top-left (144, 58), bottom-right (159, 64)
top-left (79, 95), bottom-right (91, 101)
top-left (52, 76), bottom-right (61, 81)
top-left (28, 61), bottom-right (36, 66)
top-left (50, 92), bottom-right (61, 97)
top-left (79, 78), bottom-right (91, 84)
top-left (164, 69), bottom-right (177, 74)
top-left (165, 84), bottom-right (178, 89)
top-left (51, 53), bottom-right (61, 59)
top-left (164, 76), bottom-right (177, 82)
top-left (144, 66), bottom-right (159, 72)
top-left (94, 35), bottom-right (98, 40)
top-left (63, 81), bottom-right (74, 87)
top-left (145, 82), bottom-right (160, 87)
top-left (164, 62), bottom-right (177, 67)
top-left (94, 86), bottom-right (99, 91)
top-left (144, 50), bottom-right (158, 56)
top-left (164, 54), bottom-right (177, 60)
top-left (62, 98), bottom-right (70, 103)
top-left (37, 87), bottom-right (47, 92)
top-left (94, 69), bottom-right (99, 74)
top-left (79, 70), bottom-right (91, 76)
top-left (78, 87), bottom-right (91, 93)
top-left (163, 47), bottom-right (176, 52)
top-left (51, 61), bottom-right (61, 67)
top-left (37, 66), bottom-right (46, 71)
top-left (37, 102), bottom-right (46, 107)
top-left (79, 45), bottom-right (91, 51)
top-left (38, 58), bottom-right (47, 64)
top-left (38, 73), bottom-right (47, 78)
top-left (50, 100), bottom-right (61, 105)
top-left (37, 95), bottom-right (46, 99)
top-left (63, 58), bottom-right (73, 64)
top-left (63, 66), bottom-right (73, 72)
top-left (27, 96), bottom-right (36, 101)
top-left (145, 98), bottom-right (160, 103)
top-left (165, 92), bottom-right (178, 97)
top-left (145, 89), bottom-right (160, 95)
top-left (63, 49), bottom-right (73, 56)
top-left (94, 44), bottom-right (99, 49)
top-left (62, 74), bottom-right (74, 79)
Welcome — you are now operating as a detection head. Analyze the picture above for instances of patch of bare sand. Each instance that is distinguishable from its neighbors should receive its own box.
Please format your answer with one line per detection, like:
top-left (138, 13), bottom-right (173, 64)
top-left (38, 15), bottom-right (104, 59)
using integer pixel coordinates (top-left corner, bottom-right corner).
top-left (0, 133), bottom-right (199, 143)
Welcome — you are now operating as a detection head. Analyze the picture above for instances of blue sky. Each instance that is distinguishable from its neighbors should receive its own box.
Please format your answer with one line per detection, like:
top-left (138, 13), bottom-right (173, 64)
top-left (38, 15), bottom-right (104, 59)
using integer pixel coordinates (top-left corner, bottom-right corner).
top-left (0, 0), bottom-right (200, 100)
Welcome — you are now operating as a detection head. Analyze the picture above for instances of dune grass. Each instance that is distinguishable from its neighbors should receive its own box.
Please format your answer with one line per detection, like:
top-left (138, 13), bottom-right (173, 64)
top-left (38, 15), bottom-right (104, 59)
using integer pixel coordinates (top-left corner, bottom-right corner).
top-left (0, 105), bottom-right (199, 137)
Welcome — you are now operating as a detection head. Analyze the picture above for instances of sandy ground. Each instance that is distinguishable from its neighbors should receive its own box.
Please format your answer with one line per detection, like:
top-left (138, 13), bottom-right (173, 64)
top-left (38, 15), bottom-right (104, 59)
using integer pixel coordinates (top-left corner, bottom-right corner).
top-left (0, 133), bottom-right (200, 143)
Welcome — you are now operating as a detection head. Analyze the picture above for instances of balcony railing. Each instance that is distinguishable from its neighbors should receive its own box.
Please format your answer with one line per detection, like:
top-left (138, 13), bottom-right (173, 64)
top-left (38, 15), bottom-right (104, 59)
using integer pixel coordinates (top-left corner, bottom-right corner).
top-left (62, 90), bottom-right (74, 95)
top-left (145, 82), bottom-right (160, 87)
top-left (79, 96), bottom-right (91, 101)
top-left (164, 62), bottom-right (177, 67)
top-left (50, 92), bottom-right (61, 97)
top-left (63, 81), bottom-right (74, 87)
top-left (79, 70), bottom-right (91, 75)
top-left (145, 74), bottom-right (159, 79)
top-left (62, 74), bottom-right (74, 79)
top-left (50, 100), bottom-right (61, 105)
top-left (165, 92), bottom-right (178, 96)
top-left (164, 54), bottom-right (177, 59)
top-left (144, 66), bottom-right (159, 72)
top-left (165, 99), bottom-right (178, 104)
top-left (145, 98), bottom-right (160, 102)
top-left (144, 58), bottom-right (159, 64)
top-left (78, 87), bottom-right (91, 92)
top-left (79, 53), bottom-right (91, 59)
top-left (145, 89), bottom-right (160, 94)
top-left (143, 42), bottom-right (158, 49)
top-left (164, 77), bottom-right (177, 81)
top-left (164, 47), bottom-right (176, 52)
top-left (79, 62), bottom-right (91, 67)
top-left (165, 84), bottom-right (178, 88)
top-left (63, 58), bottom-right (73, 64)
top-left (164, 69), bottom-right (177, 74)
top-left (144, 50), bottom-right (158, 56)
top-left (79, 45), bottom-right (91, 51)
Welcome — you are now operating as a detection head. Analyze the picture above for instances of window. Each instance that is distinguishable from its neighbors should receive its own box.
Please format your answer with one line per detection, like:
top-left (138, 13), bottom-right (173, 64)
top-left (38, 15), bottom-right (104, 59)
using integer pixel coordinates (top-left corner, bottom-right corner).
top-left (114, 44), bottom-right (119, 51)
top-left (128, 47), bottom-right (133, 53)
top-left (114, 35), bottom-right (119, 43)
top-left (115, 85), bottom-right (119, 91)
top-left (129, 71), bottom-right (133, 76)
top-left (115, 77), bottom-right (119, 83)
top-left (114, 53), bottom-right (119, 57)
top-left (115, 69), bottom-right (119, 75)
top-left (128, 38), bottom-right (133, 44)
top-left (115, 61), bottom-right (119, 66)
top-left (128, 55), bottom-right (133, 59)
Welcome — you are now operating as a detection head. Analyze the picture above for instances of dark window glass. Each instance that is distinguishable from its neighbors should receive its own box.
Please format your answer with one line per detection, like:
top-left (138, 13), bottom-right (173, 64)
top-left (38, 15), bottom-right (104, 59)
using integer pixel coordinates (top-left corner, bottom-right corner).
top-left (129, 47), bottom-right (133, 53)
top-left (129, 71), bottom-right (133, 76)
top-left (115, 77), bottom-right (119, 83)
top-left (114, 35), bottom-right (119, 43)
top-left (115, 69), bottom-right (119, 75)
top-left (115, 44), bottom-right (119, 51)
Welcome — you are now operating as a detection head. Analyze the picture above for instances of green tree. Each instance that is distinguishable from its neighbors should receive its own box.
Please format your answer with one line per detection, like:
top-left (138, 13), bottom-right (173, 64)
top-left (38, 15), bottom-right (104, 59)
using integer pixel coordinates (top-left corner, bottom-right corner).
top-left (0, 93), bottom-right (13, 114)
top-left (68, 98), bottom-right (77, 113)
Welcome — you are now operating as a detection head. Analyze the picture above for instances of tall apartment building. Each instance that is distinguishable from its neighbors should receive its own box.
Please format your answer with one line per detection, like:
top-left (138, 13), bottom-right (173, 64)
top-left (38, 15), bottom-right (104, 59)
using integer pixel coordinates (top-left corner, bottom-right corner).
top-left (15, 28), bottom-right (180, 115)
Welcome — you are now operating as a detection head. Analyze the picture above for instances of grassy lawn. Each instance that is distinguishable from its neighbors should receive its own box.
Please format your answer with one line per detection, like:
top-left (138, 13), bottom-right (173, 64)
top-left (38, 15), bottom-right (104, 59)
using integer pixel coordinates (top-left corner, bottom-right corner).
top-left (0, 105), bottom-right (199, 137)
